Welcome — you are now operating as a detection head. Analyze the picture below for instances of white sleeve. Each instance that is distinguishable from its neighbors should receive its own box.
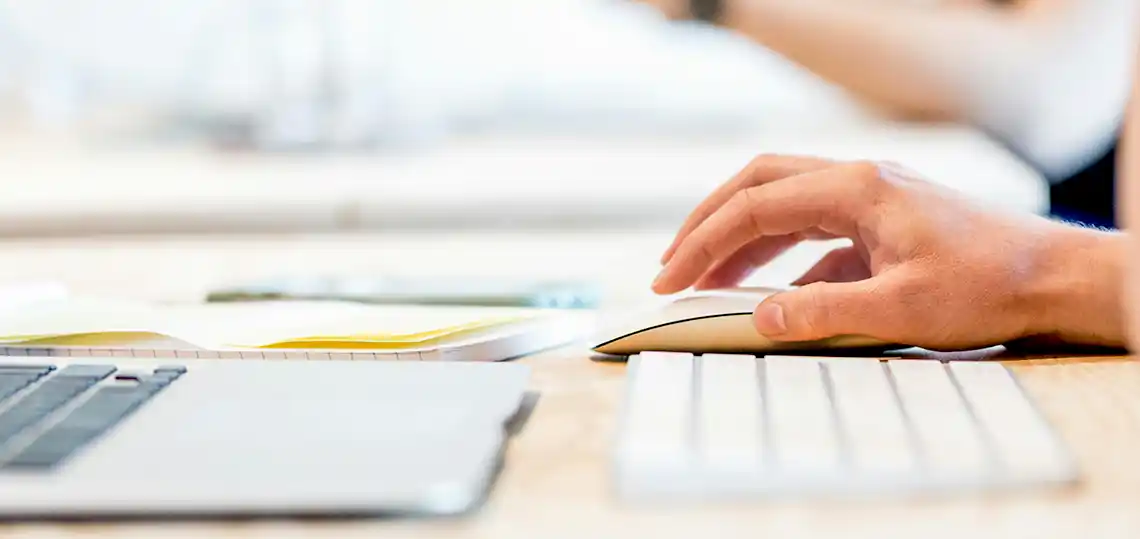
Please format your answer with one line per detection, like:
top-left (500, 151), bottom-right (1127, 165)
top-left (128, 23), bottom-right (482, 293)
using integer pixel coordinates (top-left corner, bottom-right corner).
top-left (967, 0), bottom-right (1138, 181)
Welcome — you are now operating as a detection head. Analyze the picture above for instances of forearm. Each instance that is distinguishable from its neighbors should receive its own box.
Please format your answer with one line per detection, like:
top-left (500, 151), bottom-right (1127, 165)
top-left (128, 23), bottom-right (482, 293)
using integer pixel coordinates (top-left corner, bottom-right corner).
top-left (717, 0), bottom-right (1040, 119)
top-left (1022, 226), bottom-right (1127, 348)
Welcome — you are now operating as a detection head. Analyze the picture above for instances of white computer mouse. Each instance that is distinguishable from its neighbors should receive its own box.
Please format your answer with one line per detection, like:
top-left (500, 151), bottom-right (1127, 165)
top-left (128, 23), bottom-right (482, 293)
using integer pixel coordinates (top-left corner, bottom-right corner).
top-left (591, 286), bottom-right (895, 356)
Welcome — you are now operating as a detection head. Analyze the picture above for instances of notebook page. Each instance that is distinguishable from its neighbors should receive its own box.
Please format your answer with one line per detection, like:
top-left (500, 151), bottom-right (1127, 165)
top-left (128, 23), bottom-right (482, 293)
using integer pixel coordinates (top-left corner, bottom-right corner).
top-left (0, 299), bottom-right (543, 349)
top-left (159, 302), bottom-right (539, 348)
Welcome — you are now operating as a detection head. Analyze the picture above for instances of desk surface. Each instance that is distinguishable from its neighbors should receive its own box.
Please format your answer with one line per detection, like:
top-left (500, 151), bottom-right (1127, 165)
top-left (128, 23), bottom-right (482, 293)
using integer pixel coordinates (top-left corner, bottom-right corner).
top-left (0, 231), bottom-right (1132, 538)
top-left (0, 122), bottom-right (1046, 236)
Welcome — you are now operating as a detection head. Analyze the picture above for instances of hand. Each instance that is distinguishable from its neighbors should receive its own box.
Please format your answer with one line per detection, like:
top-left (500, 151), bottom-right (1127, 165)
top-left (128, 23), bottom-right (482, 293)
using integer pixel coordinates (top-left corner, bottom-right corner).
top-left (652, 155), bottom-right (1126, 351)
top-left (629, 0), bottom-right (693, 20)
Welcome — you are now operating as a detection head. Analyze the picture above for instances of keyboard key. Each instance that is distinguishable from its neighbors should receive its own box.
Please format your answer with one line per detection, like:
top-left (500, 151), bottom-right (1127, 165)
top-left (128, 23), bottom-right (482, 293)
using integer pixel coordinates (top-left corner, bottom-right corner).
top-left (0, 373), bottom-right (48, 405)
top-left (154, 365), bottom-right (188, 375)
top-left (55, 365), bottom-right (117, 380)
top-left (4, 385), bottom-right (159, 469)
top-left (887, 360), bottom-right (991, 477)
top-left (620, 352), bottom-right (694, 469)
top-left (764, 356), bottom-right (840, 473)
top-left (0, 365), bottom-right (54, 375)
top-left (2, 449), bottom-right (67, 469)
top-left (147, 368), bottom-right (186, 385)
top-left (146, 373), bottom-right (180, 385)
top-left (0, 366), bottom-right (115, 443)
top-left (823, 359), bottom-right (917, 475)
top-left (137, 381), bottom-right (176, 396)
top-left (948, 361), bottom-right (1074, 481)
top-left (121, 368), bottom-right (184, 395)
top-left (614, 352), bottom-right (1077, 501)
top-left (695, 354), bottom-right (763, 473)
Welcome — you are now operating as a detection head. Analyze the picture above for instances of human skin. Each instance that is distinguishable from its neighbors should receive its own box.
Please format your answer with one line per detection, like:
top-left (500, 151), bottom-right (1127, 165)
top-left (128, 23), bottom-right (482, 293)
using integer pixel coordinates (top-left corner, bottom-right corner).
top-left (652, 155), bottom-right (1126, 351)
top-left (1120, 44), bottom-right (1140, 349)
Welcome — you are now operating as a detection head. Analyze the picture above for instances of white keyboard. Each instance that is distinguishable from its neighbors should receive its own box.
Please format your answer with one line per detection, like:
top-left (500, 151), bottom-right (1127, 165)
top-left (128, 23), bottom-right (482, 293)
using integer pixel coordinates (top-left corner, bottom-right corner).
top-left (614, 352), bottom-right (1077, 501)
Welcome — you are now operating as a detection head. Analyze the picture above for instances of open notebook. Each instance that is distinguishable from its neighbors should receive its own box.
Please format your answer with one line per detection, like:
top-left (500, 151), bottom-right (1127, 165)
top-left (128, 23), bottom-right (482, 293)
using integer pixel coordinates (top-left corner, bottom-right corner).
top-left (0, 298), bottom-right (587, 361)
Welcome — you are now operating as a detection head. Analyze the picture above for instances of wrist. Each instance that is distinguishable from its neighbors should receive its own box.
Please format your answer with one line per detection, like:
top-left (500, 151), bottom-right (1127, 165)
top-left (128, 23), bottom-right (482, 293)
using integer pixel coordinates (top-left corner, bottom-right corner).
top-left (1019, 225), bottom-right (1126, 348)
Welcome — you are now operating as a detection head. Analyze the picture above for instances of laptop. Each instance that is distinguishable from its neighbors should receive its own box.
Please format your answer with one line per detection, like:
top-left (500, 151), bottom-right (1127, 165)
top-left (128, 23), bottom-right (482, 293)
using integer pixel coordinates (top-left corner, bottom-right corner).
top-left (0, 357), bottom-right (530, 519)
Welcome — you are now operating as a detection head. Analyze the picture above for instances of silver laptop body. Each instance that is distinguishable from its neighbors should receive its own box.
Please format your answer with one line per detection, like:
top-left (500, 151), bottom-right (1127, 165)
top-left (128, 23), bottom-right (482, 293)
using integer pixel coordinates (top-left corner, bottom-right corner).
top-left (0, 357), bottom-right (530, 519)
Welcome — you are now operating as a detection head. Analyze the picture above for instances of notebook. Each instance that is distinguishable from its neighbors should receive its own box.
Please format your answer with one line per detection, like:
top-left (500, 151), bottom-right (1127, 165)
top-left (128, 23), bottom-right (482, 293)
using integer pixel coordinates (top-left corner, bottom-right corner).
top-left (0, 297), bottom-right (587, 361)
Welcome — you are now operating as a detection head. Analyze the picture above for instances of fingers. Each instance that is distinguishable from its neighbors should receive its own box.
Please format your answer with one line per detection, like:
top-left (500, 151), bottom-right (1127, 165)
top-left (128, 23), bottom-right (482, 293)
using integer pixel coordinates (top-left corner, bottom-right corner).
top-left (753, 279), bottom-right (888, 342)
top-left (653, 161), bottom-right (885, 294)
top-left (660, 155), bottom-right (833, 264)
top-left (790, 246), bottom-right (870, 286)
top-left (629, 0), bottom-right (692, 20)
top-left (693, 235), bottom-right (800, 290)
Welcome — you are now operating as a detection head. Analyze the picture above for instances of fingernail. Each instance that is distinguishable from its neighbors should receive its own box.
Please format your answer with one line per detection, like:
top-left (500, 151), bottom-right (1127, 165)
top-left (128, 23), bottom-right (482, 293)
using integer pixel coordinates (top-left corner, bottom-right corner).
top-left (652, 266), bottom-right (674, 293)
top-left (754, 303), bottom-right (787, 335)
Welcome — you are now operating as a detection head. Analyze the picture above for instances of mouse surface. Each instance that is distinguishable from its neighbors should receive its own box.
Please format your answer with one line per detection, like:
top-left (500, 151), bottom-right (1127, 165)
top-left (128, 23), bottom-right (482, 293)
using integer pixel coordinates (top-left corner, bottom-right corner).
top-left (592, 287), bottom-right (896, 356)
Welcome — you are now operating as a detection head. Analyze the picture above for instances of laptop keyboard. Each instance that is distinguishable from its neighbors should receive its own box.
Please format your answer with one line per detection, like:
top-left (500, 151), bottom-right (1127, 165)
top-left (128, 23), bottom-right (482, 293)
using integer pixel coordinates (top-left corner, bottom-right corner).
top-left (614, 352), bottom-right (1077, 501)
top-left (0, 363), bottom-right (185, 470)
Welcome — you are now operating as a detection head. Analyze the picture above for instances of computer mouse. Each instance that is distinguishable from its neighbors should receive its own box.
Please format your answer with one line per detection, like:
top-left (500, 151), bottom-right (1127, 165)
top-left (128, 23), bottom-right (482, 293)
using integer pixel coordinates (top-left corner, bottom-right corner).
top-left (591, 286), bottom-right (896, 356)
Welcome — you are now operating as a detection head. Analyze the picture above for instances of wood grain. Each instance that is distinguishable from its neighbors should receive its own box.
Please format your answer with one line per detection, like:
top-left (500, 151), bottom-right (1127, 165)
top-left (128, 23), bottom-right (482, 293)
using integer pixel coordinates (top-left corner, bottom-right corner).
top-left (0, 232), bottom-right (1131, 538)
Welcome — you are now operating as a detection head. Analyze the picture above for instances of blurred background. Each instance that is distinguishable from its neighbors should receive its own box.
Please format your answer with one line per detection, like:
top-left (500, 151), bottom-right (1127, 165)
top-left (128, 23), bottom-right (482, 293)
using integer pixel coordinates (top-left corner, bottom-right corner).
top-left (0, 0), bottom-right (857, 142)
top-left (0, 0), bottom-right (1133, 236)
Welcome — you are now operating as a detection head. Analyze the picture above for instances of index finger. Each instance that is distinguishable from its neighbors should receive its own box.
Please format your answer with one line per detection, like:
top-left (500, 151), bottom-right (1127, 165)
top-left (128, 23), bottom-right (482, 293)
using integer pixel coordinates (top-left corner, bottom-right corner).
top-left (653, 162), bottom-right (881, 294)
top-left (660, 154), bottom-right (834, 264)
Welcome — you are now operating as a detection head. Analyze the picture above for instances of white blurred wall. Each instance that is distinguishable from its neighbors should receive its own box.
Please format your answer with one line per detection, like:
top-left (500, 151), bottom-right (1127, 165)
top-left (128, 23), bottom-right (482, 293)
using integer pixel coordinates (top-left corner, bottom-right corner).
top-left (0, 0), bottom-right (1133, 181)
top-left (0, 0), bottom-right (859, 149)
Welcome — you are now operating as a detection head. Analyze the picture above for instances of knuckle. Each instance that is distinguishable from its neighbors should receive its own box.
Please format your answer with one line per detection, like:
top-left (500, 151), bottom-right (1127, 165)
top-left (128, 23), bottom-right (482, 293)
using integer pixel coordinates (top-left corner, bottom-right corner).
top-left (743, 154), bottom-right (798, 184)
top-left (747, 153), bottom-right (785, 171)
top-left (841, 160), bottom-right (892, 208)
top-left (696, 242), bottom-right (718, 266)
top-left (738, 187), bottom-right (765, 234)
top-left (847, 160), bottom-right (886, 188)
top-left (726, 190), bottom-right (756, 222)
top-left (878, 160), bottom-right (920, 181)
top-left (727, 188), bottom-right (752, 209)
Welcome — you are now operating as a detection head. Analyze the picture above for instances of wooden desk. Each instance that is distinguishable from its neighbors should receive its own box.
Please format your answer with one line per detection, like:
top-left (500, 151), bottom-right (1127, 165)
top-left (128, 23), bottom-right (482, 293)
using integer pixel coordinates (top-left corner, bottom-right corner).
top-left (0, 231), bottom-right (1133, 538)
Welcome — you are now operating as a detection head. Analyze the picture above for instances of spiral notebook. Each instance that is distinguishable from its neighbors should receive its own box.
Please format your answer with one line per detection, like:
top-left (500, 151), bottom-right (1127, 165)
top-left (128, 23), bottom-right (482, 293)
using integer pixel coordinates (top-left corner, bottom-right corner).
top-left (0, 297), bottom-right (587, 361)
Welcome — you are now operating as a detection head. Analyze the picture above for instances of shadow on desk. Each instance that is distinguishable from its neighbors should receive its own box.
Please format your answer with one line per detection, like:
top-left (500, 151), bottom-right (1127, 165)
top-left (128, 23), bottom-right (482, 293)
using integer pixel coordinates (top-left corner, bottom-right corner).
top-left (589, 342), bottom-right (1131, 364)
top-left (891, 341), bottom-right (1130, 364)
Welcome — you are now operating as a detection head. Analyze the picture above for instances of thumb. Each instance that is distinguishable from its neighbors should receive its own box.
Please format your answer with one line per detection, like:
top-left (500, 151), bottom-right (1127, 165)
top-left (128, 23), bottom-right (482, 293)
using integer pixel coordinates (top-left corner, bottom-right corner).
top-left (753, 280), bottom-right (884, 342)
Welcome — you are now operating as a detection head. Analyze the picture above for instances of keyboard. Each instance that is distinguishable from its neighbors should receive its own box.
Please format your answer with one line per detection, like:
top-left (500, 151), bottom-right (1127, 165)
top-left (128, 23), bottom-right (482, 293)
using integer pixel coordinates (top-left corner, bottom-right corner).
top-left (614, 352), bottom-right (1077, 501)
top-left (0, 363), bottom-right (185, 470)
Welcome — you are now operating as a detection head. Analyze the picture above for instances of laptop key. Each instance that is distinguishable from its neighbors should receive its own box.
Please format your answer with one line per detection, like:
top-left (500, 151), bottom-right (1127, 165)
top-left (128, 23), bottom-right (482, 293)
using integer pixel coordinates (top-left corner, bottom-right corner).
top-left (2, 448), bottom-right (68, 469)
top-left (4, 381), bottom-right (176, 469)
top-left (0, 365), bottom-right (54, 375)
top-left (55, 365), bottom-right (117, 380)
top-left (0, 373), bottom-right (49, 405)
top-left (0, 366), bottom-right (115, 443)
